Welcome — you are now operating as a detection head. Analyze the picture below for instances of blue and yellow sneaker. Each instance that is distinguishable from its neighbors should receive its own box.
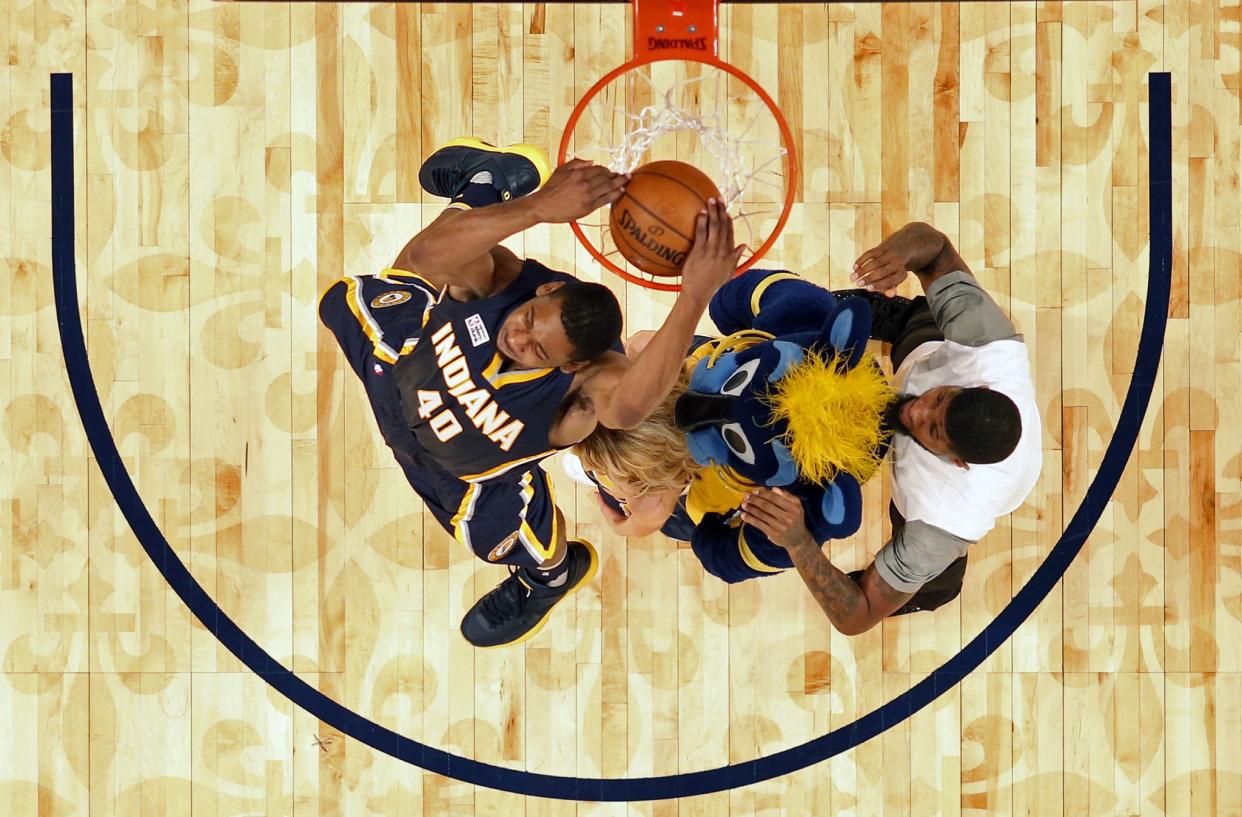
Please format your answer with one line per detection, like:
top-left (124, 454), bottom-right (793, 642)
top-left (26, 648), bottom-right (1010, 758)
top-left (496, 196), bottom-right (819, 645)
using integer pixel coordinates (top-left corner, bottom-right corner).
top-left (419, 137), bottom-right (553, 202)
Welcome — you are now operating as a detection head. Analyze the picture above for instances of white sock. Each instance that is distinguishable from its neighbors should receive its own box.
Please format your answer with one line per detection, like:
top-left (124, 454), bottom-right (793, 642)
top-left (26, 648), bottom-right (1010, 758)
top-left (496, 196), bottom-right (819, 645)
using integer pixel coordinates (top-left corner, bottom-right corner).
top-left (528, 559), bottom-right (569, 586)
top-left (469, 170), bottom-right (493, 185)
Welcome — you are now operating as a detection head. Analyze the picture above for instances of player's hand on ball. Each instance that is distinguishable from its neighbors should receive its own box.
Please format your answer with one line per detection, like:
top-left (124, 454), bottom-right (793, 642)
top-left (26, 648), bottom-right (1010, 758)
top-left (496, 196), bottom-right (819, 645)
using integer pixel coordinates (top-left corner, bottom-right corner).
top-left (679, 198), bottom-right (746, 302)
top-left (851, 244), bottom-right (909, 294)
top-left (532, 158), bottom-right (629, 222)
top-left (741, 488), bottom-right (819, 551)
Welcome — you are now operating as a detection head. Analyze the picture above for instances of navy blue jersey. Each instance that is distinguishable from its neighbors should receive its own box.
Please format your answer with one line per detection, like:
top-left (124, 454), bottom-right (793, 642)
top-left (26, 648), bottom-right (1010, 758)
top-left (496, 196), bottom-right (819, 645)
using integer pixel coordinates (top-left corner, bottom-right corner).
top-left (391, 259), bottom-right (579, 482)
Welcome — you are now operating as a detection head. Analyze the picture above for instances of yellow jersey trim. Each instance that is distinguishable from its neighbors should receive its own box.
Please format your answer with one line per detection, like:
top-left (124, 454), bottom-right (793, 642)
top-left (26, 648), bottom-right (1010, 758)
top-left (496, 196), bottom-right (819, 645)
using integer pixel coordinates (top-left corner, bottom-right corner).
top-left (377, 267), bottom-right (438, 292)
top-left (482, 352), bottom-right (556, 389)
top-left (461, 449), bottom-right (556, 483)
top-left (451, 482), bottom-right (481, 548)
top-left (323, 271), bottom-right (437, 364)
top-left (343, 275), bottom-right (400, 364)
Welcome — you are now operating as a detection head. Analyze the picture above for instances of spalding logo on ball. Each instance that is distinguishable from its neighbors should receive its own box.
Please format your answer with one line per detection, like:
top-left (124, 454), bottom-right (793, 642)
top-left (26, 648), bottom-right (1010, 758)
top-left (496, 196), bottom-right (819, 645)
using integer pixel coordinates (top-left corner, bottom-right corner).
top-left (609, 160), bottom-right (722, 277)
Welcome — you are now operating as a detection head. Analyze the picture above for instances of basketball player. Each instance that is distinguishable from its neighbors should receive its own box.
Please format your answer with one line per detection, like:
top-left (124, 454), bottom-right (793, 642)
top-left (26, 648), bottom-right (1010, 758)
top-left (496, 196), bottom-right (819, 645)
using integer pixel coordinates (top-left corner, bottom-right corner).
top-left (319, 138), bottom-right (743, 648)
top-left (738, 221), bottom-right (1042, 634)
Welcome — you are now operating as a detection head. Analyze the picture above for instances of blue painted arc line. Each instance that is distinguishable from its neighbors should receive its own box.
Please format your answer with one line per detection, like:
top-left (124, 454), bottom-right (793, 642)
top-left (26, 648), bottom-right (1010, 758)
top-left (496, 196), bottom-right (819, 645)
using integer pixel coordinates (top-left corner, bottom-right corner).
top-left (50, 70), bottom-right (1173, 801)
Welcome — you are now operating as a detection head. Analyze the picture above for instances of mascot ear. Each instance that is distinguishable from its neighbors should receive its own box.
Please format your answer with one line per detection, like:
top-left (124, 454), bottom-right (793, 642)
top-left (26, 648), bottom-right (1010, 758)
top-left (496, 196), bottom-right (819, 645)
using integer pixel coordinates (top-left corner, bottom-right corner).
top-left (793, 474), bottom-right (863, 542)
top-left (818, 296), bottom-right (873, 370)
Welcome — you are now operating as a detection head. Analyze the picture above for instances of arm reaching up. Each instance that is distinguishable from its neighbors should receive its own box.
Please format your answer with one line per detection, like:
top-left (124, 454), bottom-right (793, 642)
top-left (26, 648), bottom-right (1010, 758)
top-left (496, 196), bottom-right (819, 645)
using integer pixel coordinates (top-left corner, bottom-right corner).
top-left (849, 221), bottom-right (972, 296)
top-left (852, 222), bottom-right (1018, 347)
top-left (584, 198), bottom-right (745, 430)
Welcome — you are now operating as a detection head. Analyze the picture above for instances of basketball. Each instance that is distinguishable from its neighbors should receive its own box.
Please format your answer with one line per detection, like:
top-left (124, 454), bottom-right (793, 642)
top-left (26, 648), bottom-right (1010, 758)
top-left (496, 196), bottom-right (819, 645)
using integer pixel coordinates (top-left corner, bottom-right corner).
top-left (609, 160), bottom-right (723, 277)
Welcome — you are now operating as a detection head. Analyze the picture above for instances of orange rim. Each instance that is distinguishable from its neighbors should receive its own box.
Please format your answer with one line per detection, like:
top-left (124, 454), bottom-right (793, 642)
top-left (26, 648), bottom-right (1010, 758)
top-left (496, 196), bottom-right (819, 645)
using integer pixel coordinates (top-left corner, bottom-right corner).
top-left (559, 53), bottom-right (798, 292)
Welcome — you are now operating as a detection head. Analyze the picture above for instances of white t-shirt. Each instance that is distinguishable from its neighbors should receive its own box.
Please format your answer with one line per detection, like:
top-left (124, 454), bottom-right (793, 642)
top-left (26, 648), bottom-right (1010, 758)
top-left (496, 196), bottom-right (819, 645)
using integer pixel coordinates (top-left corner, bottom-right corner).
top-left (890, 337), bottom-right (1042, 541)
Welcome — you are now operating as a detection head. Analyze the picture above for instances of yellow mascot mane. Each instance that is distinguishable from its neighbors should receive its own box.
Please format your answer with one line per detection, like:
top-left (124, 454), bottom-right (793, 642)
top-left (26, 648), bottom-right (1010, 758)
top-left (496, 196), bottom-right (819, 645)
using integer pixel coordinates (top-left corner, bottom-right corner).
top-left (764, 351), bottom-right (894, 484)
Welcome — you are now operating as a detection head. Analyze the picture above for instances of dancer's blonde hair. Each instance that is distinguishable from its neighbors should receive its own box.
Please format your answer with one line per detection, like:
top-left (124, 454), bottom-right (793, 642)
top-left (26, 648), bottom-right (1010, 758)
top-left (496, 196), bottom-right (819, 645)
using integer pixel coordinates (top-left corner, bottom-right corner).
top-left (574, 365), bottom-right (701, 498)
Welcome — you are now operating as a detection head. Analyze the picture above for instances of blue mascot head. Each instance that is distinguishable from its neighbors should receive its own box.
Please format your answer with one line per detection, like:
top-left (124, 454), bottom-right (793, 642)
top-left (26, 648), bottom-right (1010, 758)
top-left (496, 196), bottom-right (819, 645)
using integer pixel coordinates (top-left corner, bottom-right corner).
top-left (674, 294), bottom-right (893, 542)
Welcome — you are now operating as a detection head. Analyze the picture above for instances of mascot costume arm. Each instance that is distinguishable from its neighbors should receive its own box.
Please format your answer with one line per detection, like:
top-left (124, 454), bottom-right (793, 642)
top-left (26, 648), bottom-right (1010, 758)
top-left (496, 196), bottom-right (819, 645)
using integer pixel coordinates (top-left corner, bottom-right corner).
top-left (710, 269), bottom-right (840, 336)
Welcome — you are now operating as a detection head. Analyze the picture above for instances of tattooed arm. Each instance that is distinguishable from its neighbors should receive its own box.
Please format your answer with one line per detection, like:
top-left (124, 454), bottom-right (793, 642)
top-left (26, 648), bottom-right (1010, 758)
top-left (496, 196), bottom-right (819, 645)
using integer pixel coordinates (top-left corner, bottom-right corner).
top-left (742, 489), bottom-right (915, 635)
top-left (784, 545), bottom-right (914, 635)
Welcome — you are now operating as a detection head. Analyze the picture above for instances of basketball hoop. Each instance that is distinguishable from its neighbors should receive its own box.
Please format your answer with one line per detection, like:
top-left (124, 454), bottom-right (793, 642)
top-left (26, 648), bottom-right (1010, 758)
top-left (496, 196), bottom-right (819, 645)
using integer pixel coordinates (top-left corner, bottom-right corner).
top-left (559, 0), bottom-right (798, 291)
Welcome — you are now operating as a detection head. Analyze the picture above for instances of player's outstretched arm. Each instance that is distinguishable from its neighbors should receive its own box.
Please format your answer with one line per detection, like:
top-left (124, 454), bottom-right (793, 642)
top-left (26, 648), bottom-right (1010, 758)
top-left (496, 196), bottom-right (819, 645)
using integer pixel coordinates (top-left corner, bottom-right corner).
top-left (393, 159), bottom-right (628, 293)
top-left (585, 199), bottom-right (744, 430)
top-left (850, 222), bottom-right (972, 296)
top-left (742, 488), bottom-right (914, 635)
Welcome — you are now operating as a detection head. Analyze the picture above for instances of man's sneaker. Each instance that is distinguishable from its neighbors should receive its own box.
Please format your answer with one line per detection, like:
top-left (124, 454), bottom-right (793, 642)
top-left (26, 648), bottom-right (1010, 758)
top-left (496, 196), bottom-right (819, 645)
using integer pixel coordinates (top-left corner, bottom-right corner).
top-left (460, 540), bottom-right (599, 648)
top-left (419, 137), bottom-right (552, 202)
top-left (831, 288), bottom-right (915, 344)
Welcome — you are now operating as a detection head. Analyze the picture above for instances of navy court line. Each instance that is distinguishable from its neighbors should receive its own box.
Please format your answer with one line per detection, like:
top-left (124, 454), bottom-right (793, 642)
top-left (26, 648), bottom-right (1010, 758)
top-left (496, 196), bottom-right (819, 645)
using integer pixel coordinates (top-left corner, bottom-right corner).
top-left (50, 70), bottom-right (1172, 800)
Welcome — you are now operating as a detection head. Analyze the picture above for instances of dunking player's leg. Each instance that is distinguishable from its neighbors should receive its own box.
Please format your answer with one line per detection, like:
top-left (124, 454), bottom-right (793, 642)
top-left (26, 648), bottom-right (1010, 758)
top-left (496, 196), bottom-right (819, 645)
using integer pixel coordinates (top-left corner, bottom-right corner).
top-left (395, 135), bottom-right (553, 256)
top-left (451, 475), bottom-right (599, 649)
top-left (527, 511), bottom-right (569, 579)
top-left (420, 136), bottom-right (552, 206)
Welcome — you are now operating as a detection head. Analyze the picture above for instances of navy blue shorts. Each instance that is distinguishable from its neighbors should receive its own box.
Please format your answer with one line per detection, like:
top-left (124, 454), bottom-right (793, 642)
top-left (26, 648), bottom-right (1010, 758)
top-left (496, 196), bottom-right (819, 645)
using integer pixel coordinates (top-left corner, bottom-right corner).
top-left (319, 273), bottom-right (560, 567)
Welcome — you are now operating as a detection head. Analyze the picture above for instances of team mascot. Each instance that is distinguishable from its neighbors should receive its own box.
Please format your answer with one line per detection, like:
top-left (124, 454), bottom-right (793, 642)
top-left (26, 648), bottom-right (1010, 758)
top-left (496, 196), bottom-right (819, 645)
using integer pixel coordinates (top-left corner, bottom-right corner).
top-left (657, 269), bottom-right (892, 582)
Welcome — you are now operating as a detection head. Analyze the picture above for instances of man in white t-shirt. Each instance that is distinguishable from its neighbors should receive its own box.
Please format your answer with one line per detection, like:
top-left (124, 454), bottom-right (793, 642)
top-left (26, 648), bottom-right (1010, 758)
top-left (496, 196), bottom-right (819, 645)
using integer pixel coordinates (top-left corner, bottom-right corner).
top-left (741, 221), bottom-right (1042, 635)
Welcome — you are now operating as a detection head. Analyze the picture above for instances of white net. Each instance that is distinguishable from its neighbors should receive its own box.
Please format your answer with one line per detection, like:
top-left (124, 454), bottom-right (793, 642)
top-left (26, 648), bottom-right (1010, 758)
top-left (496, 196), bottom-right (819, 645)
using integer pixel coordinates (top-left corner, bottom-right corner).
top-left (565, 61), bottom-right (792, 277)
top-left (599, 75), bottom-right (786, 205)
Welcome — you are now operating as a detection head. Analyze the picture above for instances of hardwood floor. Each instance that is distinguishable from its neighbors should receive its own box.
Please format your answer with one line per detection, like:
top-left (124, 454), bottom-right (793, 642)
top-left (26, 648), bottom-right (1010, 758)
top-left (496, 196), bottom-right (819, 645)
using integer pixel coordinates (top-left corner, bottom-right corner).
top-left (1, 2), bottom-right (1238, 815)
